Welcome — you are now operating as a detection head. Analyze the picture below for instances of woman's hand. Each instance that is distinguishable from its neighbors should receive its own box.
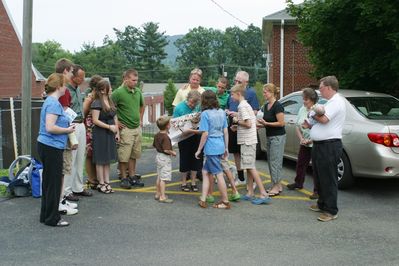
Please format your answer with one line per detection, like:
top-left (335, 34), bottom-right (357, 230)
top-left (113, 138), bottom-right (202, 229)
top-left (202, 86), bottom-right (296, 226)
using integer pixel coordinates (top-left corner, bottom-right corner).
top-left (230, 125), bottom-right (238, 132)
top-left (66, 124), bottom-right (76, 134)
top-left (195, 150), bottom-right (201, 159)
top-left (257, 118), bottom-right (267, 126)
top-left (109, 125), bottom-right (118, 133)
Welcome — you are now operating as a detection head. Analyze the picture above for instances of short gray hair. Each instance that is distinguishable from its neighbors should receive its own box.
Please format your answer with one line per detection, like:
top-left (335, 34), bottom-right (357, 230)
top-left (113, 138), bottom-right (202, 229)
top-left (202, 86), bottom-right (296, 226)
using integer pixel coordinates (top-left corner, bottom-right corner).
top-left (235, 71), bottom-right (249, 82)
top-left (187, 90), bottom-right (201, 102)
top-left (320, 76), bottom-right (339, 91)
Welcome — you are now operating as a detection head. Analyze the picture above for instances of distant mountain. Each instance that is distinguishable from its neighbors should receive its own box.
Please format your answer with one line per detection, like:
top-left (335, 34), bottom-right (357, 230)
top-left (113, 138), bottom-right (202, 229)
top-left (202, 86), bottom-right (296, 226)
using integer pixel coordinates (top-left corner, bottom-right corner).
top-left (163, 35), bottom-right (183, 68)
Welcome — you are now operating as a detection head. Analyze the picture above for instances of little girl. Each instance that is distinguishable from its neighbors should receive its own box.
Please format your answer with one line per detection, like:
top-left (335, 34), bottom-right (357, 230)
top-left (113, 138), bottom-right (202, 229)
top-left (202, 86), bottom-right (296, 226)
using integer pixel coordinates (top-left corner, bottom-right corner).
top-left (91, 80), bottom-right (119, 194)
top-left (195, 90), bottom-right (230, 209)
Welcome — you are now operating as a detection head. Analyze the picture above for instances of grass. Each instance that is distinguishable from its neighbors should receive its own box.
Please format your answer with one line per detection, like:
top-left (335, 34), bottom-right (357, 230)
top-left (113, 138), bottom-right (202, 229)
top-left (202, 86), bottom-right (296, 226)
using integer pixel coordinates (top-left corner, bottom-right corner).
top-left (0, 169), bottom-right (8, 177)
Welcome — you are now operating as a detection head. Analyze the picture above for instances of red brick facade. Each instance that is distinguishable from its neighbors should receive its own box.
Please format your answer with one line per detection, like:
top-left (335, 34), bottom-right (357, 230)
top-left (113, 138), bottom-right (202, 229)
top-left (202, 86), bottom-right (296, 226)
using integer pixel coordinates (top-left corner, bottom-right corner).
top-left (269, 24), bottom-right (317, 96)
top-left (0, 0), bottom-right (44, 98)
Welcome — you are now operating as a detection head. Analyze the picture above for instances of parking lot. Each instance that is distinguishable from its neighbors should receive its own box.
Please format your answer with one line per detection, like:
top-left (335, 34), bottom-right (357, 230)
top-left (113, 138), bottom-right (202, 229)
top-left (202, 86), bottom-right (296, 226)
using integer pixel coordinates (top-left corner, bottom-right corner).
top-left (1, 148), bottom-right (399, 265)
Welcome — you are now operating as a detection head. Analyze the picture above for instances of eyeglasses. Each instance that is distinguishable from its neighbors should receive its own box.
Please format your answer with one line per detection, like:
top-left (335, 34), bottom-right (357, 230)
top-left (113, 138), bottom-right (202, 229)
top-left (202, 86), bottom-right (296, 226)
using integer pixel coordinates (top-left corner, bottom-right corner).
top-left (234, 79), bottom-right (243, 84)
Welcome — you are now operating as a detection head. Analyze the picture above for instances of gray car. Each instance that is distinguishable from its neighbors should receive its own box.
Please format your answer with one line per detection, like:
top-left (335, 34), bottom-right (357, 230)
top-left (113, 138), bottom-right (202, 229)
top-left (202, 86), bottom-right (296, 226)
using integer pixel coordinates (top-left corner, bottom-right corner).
top-left (258, 89), bottom-right (399, 189)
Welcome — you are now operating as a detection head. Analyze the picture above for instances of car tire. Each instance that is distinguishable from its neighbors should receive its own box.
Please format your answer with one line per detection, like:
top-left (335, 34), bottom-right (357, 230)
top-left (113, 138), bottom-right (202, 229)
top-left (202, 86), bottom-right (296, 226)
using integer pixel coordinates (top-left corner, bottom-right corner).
top-left (337, 152), bottom-right (354, 189)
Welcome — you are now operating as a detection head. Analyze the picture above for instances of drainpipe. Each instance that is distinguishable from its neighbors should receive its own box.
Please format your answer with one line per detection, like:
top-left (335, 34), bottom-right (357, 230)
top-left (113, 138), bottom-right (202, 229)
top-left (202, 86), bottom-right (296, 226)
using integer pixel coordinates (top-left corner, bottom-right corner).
top-left (280, 19), bottom-right (284, 99)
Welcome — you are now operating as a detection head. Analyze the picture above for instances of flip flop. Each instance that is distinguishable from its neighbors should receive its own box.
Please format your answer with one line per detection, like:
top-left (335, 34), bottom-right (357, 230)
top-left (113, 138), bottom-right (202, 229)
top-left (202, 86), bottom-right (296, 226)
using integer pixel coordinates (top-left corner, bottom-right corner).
top-left (159, 198), bottom-right (174, 203)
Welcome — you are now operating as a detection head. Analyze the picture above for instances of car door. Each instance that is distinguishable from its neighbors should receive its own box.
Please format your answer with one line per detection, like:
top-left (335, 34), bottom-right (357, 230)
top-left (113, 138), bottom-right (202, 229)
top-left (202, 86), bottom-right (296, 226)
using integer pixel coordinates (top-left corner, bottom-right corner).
top-left (280, 95), bottom-right (303, 159)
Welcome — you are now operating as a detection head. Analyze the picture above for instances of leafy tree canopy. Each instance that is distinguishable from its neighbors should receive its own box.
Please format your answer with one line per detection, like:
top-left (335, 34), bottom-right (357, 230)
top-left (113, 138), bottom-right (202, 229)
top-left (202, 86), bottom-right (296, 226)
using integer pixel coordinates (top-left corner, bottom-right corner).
top-left (288, 0), bottom-right (399, 94)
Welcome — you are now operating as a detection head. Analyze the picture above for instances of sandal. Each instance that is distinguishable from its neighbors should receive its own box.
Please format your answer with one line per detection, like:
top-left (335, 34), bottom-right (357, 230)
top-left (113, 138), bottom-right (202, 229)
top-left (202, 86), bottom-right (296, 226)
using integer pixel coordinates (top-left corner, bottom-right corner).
top-left (191, 184), bottom-right (199, 192)
top-left (97, 184), bottom-right (110, 194)
top-left (212, 201), bottom-right (231, 209)
top-left (56, 219), bottom-right (69, 227)
top-left (181, 184), bottom-right (190, 192)
top-left (105, 182), bottom-right (114, 193)
top-left (86, 180), bottom-right (98, 190)
top-left (198, 200), bottom-right (208, 208)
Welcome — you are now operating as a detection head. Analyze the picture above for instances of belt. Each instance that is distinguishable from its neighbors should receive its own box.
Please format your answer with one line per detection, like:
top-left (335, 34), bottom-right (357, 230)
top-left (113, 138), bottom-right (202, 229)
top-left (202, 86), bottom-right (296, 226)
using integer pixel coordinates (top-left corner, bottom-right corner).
top-left (313, 138), bottom-right (341, 144)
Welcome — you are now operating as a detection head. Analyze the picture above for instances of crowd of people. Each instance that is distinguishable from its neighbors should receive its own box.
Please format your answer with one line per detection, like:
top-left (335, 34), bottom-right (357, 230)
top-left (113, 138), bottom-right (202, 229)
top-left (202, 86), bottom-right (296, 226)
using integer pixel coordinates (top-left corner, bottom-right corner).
top-left (37, 59), bottom-right (345, 227)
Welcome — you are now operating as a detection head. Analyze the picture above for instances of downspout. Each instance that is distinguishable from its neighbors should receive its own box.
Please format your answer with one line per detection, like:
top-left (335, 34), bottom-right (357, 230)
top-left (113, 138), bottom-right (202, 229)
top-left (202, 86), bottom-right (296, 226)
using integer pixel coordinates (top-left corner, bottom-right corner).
top-left (267, 44), bottom-right (270, 83)
top-left (280, 19), bottom-right (284, 99)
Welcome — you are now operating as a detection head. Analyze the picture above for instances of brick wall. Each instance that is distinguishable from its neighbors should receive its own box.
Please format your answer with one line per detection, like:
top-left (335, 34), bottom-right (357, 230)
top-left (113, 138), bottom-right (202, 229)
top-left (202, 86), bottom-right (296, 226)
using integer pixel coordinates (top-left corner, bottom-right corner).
top-left (270, 24), bottom-right (317, 96)
top-left (0, 1), bottom-right (44, 98)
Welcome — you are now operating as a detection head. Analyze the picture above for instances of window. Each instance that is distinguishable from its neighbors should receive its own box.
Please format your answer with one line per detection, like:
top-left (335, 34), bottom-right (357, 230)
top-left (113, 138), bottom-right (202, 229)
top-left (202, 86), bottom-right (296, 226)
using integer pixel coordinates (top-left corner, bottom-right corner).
top-left (346, 96), bottom-right (399, 120)
top-left (281, 95), bottom-right (303, 115)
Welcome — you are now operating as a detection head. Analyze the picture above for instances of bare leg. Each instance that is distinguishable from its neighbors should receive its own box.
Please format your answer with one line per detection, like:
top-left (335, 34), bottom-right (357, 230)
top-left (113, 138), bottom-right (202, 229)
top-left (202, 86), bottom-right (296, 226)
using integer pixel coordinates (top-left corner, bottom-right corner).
top-left (207, 174), bottom-right (215, 196)
top-left (85, 157), bottom-right (97, 185)
top-left (215, 172), bottom-right (228, 202)
top-left (119, 162), bottom-right (128, 179)
top-left (224, 169), bottom-right (238, 194)
top-left (248, 169), bottom-right (268, 198)
top-left (159, 180), bottom-right (167, 200)
top-left (181, 172), bottom-right (187, 185)
top-left (103, 164), bottom-right (110, 184)
top-left (190, 171), bottom-right (197, 186)
top-left (200, 170), bottom-right (210, 202)
top-left (128, 159), bottom-right (136, 177)
top-left (96, 164), bottom-right (105, 184)
top-left (155, 177), bottom-right (161, 198)
top-left (233, 153), bottom-right (241, 171)
top-left (246, 173), bottom-right (254, 196)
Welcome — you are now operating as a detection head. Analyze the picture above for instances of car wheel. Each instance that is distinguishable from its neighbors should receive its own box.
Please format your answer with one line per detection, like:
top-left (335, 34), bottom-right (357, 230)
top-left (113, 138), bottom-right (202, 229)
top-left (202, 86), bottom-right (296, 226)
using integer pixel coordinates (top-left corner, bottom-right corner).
top-left (337, 152), bottom-right (354, 189)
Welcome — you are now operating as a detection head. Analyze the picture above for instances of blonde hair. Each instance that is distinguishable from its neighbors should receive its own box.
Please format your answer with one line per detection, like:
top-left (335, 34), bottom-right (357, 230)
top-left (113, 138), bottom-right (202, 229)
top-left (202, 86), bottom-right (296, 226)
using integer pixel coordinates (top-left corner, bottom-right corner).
top-left (156, 115), bottom-right (171, 130)
top-left (45, 73), bottom-right (65, 94)
top-left (263, 83), bottom-right (280, 97)
top-left (230, 84), bottom-right (246, 95)
top-left (189, 68), bottom-right (202, 78)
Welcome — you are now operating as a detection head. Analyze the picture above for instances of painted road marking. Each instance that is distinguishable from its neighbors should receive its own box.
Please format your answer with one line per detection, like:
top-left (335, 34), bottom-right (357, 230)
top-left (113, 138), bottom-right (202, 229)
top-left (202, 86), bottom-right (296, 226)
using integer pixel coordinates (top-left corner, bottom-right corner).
top-left (108, 168), bottom-right (313, 201)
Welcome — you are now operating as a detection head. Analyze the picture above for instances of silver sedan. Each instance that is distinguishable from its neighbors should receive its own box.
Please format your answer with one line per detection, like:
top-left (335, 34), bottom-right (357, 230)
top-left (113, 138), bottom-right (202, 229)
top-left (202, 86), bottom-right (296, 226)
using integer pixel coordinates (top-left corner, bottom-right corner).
top-left (258, 89), bottom-right (399, 189)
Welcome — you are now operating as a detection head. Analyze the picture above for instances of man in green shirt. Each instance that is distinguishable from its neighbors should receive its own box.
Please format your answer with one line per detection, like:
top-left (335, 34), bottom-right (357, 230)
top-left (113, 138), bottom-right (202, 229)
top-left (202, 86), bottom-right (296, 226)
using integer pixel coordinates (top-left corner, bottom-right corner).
top-left (204, 76), bottom-right (230, 110)
top-left (112, 69), bottom-right (145, 189)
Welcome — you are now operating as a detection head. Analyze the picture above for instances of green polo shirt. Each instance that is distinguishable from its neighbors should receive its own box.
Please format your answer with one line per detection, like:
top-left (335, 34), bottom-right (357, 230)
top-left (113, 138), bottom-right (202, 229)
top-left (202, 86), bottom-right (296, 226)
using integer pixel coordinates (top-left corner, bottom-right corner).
top-left (112, 85), bottom-right (144, 129)
top-left (67, 83), bottom-right (84, 120)
top-left (204, 87), bottom-right (230, 110)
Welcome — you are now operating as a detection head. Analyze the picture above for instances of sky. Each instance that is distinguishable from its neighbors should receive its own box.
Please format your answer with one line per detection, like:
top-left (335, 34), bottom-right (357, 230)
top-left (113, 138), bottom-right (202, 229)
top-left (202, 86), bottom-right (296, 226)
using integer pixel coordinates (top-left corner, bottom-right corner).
top-left (4, 0), bottom-right (303, 52)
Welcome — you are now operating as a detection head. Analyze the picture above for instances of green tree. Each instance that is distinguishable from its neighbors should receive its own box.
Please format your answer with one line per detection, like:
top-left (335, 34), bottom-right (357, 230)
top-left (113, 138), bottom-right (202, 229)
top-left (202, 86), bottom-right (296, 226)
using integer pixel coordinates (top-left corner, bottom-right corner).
top-left (175, 27), bottom-right (224, 83)
top-left (32, 40), bottom-right (73, 77)
top-left (254, 81), bottom-right (265, 107)
top-left (138, 22), bottom-right (169, 81)
top-left (163, 79), bottom-right (177, 115)
top-left (114, 25), bottom-right (140, 66)
top-left (288, 0), bottom-right (399, 93)
top-left (73, 37), bottom-right (126, 86)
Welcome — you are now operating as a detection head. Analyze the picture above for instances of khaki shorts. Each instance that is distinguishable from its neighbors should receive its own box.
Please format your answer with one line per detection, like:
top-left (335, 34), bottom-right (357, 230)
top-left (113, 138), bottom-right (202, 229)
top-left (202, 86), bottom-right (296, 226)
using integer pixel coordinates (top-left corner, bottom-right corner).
top-left (156, 152), bottom-right (172, 181)
top-left (220, 157), bottom-right (230, 171)
top-left (117, 127), bottom-right (142, 162)
top-left (240, 144), bottom-right (256, 170)
top-left (62, 149), bottom-right (72, 175)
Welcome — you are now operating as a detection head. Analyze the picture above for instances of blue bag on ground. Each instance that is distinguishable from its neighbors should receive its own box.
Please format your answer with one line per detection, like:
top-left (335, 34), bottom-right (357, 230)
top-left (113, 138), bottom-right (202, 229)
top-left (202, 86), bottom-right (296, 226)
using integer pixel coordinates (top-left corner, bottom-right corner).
top-left (8, 155), bottom-right (43, 197)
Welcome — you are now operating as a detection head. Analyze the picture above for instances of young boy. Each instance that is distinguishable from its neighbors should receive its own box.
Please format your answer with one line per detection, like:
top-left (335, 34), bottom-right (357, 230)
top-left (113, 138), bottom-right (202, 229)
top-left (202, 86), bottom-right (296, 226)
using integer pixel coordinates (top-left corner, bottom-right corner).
top-left (153, 116), bottom-right (176, 203)
top-left (230, 84), bottom-right (271, 205)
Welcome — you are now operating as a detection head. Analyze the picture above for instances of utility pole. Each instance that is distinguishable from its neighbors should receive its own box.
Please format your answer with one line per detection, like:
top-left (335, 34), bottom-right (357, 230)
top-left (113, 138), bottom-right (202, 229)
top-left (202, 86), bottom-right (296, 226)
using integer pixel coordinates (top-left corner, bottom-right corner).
top-left (21, 0), bottom-right (33, 155)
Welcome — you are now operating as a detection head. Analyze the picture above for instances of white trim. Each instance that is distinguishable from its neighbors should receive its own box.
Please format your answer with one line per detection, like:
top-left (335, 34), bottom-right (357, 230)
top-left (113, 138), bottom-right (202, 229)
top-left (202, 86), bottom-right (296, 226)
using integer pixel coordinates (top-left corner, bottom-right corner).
top-left (280, 19), bottom-right (284, 99)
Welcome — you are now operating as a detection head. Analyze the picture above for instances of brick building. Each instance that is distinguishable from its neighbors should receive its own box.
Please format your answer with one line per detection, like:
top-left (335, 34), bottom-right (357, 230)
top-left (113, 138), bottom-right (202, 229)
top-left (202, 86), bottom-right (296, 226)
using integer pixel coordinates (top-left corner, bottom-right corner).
top-left (262, 9), bottom-right (317, 98)
top-left (0, 0), bottom-right (45, 98)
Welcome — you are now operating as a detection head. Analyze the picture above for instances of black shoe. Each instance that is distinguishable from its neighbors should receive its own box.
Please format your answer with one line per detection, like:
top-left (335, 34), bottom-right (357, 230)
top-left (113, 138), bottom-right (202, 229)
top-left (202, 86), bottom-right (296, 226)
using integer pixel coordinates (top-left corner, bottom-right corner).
top-left (73, 189), bottom-right (93, 197)
top-left (128, 176), bottom-right (144, 187)
top-left (134, 174), bottom-right (141, 180)
top-left (286, 183), bottom-right (302, 190)
top-left (120, 178), bottom-right (132, 189)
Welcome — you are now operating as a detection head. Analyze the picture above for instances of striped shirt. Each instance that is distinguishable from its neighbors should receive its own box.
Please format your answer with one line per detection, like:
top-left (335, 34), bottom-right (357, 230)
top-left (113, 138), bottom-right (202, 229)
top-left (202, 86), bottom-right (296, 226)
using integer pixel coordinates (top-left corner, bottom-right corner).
top-left (237, 100), bottom-right (257, 145)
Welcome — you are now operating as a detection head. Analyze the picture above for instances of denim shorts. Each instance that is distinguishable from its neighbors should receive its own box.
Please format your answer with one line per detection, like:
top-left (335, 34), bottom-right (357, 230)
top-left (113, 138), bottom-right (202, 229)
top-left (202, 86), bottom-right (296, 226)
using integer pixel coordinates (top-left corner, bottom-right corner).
top-left (203, 155), bottom-right (223, 175)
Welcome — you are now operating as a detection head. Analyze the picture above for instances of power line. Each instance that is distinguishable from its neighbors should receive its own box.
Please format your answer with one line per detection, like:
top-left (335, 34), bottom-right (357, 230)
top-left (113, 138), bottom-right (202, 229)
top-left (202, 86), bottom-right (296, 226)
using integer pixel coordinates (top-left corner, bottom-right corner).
top-left (209, 0), bottom-right (249, 26)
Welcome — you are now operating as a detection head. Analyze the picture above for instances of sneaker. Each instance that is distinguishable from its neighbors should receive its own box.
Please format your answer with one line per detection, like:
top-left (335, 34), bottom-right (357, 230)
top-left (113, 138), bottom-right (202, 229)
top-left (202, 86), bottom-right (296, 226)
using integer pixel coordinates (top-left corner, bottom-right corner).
top-left (287, 183), bottom-right (303, 190)
top-left (73, 189), bottom-right (93, 197)
top-left (309, 204), bottom-right (322, 212)
top-left (309, 193), bottom-right (319, 200)
top-left (128, 176), bottom-right (144, 187)
top-left (120, 178), bottom-right (132, 189)
top-left (61, 198), bottom-right (78, 209)
top-left (318, 212), bottom-right (338, 222)
top-left (65, 193), bottom-right (79, 202)
top-left (228, 192), bottom-right (241, 202)
top-left (241, 194), bottom-right (254, 201)
top-left (251, 197), bottom-right (272, 205)
top-left (59, 202), bottom-right (78, 215)
top-left (206, 195), bottom-right (215, 203)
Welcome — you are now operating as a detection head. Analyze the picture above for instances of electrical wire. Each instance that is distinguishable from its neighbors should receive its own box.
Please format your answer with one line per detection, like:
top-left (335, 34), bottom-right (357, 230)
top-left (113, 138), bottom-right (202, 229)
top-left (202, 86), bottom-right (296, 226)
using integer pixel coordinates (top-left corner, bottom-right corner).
top-left (209, 0), bottom-right (249, 26)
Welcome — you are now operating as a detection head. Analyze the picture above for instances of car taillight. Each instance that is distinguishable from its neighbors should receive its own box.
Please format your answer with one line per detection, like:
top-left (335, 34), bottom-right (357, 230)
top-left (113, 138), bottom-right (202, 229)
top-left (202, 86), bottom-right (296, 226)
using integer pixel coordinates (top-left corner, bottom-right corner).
top-left (367, 133), bottom-right (399, 147)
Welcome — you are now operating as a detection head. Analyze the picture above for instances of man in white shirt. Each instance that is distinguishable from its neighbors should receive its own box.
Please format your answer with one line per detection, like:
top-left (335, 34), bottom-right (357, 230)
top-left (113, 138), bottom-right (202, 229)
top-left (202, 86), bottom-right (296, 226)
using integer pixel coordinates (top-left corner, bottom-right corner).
top-left (308, 76), bottom-right (346, 222)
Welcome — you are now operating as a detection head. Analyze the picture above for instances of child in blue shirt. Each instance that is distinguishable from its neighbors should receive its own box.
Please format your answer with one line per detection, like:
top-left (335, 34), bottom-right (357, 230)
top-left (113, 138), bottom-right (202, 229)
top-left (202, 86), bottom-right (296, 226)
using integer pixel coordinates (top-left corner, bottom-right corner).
top-left (195, 90), bottom-right (230, 209)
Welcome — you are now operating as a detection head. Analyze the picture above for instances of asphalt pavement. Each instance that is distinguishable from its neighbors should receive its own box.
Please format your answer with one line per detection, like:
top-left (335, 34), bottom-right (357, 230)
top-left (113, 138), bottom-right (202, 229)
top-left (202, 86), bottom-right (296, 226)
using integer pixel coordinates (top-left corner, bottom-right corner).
top-left (1, 148), bottom-right (399, 266)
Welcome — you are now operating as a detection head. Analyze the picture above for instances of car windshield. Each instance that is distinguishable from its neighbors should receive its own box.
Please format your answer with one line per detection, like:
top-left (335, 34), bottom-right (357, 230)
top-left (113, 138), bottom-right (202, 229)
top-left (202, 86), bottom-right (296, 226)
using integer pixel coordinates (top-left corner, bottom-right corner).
top-left (346, 97), bottom-right (399, 120)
